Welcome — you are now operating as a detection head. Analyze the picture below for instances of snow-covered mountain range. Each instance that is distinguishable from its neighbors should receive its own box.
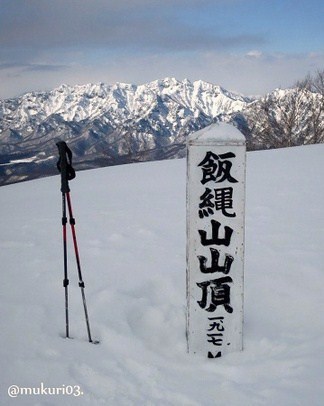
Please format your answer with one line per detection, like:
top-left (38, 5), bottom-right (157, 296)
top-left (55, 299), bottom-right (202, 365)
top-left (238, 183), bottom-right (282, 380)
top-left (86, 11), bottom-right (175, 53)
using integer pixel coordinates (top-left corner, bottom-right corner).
top-left (1, 78), bottom-right (251, 131)
top-left (1, 77), bottom-right (322, 186)
top-left (0, 78), bottom-right (255, 185)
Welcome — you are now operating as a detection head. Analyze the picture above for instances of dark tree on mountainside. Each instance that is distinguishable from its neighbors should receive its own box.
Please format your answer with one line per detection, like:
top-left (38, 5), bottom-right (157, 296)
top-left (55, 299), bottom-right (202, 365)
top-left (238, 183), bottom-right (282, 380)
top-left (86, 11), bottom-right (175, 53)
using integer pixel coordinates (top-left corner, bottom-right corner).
top-left (241, 70), bottom-right (324, 150)
top-left (296, 70), bottom-right (324, 145)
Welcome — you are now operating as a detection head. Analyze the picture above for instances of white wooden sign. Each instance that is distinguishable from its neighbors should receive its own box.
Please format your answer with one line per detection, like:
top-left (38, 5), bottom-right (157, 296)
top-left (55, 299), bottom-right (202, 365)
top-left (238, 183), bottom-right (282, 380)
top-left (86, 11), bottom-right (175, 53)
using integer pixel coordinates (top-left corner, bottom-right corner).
top-left (186, 123), bottom-right (246, 358)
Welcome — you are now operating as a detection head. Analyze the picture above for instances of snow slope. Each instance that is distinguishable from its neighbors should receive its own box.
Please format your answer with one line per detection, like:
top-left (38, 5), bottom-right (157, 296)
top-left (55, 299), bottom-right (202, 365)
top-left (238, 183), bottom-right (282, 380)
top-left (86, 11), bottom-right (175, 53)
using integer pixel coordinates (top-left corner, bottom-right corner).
top-left (1, 144), bottom-right (324, 405)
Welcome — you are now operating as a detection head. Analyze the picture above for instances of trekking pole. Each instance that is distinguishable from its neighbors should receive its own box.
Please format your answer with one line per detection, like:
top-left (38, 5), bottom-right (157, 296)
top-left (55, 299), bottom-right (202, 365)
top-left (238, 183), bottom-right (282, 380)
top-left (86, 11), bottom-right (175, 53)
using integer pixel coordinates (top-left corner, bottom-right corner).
top-left (56, 141), bottom-right (73, 339)
top-left (56, 141), bottom-right (97, 344)
top-left (65, 190), bottom-right (93, 343)
top-left (62, 192), bottom-right (69, 339)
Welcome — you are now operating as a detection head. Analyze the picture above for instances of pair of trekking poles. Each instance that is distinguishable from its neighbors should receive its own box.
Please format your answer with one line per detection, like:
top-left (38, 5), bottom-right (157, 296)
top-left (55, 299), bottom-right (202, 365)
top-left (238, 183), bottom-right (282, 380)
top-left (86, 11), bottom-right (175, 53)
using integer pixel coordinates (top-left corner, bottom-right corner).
top-left (56, 141), bottom-right (98, 344)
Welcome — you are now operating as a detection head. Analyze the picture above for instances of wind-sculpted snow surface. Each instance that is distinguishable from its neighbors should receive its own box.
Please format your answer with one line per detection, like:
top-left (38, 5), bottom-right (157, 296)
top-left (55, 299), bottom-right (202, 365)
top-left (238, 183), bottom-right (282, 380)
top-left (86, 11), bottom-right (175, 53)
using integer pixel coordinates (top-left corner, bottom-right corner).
top-left (1, 145), bottom-right (324, 405)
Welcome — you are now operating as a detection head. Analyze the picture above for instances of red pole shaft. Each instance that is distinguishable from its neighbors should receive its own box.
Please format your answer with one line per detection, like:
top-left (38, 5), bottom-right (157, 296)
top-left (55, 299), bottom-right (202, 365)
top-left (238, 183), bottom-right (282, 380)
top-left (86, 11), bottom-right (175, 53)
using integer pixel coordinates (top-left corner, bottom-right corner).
top-left (66, 191), bottom-right (93, 343)
top-left (66, 192), bottom-right (82, 280)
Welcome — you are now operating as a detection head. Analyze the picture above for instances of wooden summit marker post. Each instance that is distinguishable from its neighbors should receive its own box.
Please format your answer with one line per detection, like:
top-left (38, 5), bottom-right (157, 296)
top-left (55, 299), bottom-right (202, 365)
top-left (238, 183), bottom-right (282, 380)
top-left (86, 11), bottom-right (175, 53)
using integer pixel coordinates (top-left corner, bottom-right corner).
top-left (186, 123), bottom-right (246, 359)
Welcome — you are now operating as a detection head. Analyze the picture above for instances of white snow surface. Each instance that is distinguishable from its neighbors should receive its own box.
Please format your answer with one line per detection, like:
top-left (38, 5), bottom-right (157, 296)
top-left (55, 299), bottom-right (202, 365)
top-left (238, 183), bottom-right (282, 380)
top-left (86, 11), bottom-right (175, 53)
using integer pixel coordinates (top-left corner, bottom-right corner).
top-left (188, 122), bottom-right (246, 145)
top-left (1, 144), bottom-right (324, 405)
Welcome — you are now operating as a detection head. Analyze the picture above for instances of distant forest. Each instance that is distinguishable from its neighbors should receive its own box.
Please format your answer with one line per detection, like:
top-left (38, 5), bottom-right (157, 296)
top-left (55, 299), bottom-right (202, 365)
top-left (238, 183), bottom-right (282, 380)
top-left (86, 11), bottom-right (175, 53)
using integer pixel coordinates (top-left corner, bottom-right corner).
top-left (240, 70), bottom-right (324, 150)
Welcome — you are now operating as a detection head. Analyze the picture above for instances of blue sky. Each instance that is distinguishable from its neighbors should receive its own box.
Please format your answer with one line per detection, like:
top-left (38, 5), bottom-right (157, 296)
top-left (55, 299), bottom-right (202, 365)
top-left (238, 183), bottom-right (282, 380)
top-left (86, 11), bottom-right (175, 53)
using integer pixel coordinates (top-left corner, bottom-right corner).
top-left (195, 0), bottom-right (324, 53)
top-left (0, 0), bottom-right (323, 98)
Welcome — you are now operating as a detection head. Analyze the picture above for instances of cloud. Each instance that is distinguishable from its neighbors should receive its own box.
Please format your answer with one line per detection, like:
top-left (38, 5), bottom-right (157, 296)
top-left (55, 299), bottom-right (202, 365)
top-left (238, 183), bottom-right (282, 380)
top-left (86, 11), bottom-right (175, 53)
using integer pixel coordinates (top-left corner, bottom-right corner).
top-left (0, 0), bottom-right (263, 53)
top-left (0, 62), bottom-right (67, 72)
top-left (245, 50), bottom-right (263, 59)
top-left (0, 0), bottom-right (265, 100)
top-left (2, 50), bottom-right (323, 99)
top-left (24, 64), bottom-right (68, 72)
top-left (0, 1), bottom-right (322, 99)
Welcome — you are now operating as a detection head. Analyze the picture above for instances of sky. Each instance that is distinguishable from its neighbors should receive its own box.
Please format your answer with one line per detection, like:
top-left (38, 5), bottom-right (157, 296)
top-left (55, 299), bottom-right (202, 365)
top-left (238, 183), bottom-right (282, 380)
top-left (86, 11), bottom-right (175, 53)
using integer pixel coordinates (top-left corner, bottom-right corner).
top-left (0, 0), bottom-right (323, 99)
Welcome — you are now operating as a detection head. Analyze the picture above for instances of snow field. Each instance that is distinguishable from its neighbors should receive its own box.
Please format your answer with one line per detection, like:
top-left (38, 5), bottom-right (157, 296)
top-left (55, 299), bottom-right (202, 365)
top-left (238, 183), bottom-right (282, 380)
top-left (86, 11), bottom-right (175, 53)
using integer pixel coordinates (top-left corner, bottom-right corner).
top-left (1, 144), bottom-right (324, 405)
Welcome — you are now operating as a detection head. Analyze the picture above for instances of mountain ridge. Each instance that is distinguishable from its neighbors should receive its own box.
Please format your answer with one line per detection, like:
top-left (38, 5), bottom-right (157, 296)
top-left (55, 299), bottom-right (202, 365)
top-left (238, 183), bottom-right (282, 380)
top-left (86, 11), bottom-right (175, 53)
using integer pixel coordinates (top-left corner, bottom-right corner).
top-left (1, 77), bottom-right (322, 186)
top-left (1, 77), bottom-right (253, 125)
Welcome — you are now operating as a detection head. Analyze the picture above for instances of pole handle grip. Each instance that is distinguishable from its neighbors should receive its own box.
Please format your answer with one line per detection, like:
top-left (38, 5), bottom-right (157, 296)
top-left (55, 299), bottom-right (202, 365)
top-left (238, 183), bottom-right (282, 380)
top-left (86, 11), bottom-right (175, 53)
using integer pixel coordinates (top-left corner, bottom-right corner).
top-left (56, 141), bottom-right (76, 193)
